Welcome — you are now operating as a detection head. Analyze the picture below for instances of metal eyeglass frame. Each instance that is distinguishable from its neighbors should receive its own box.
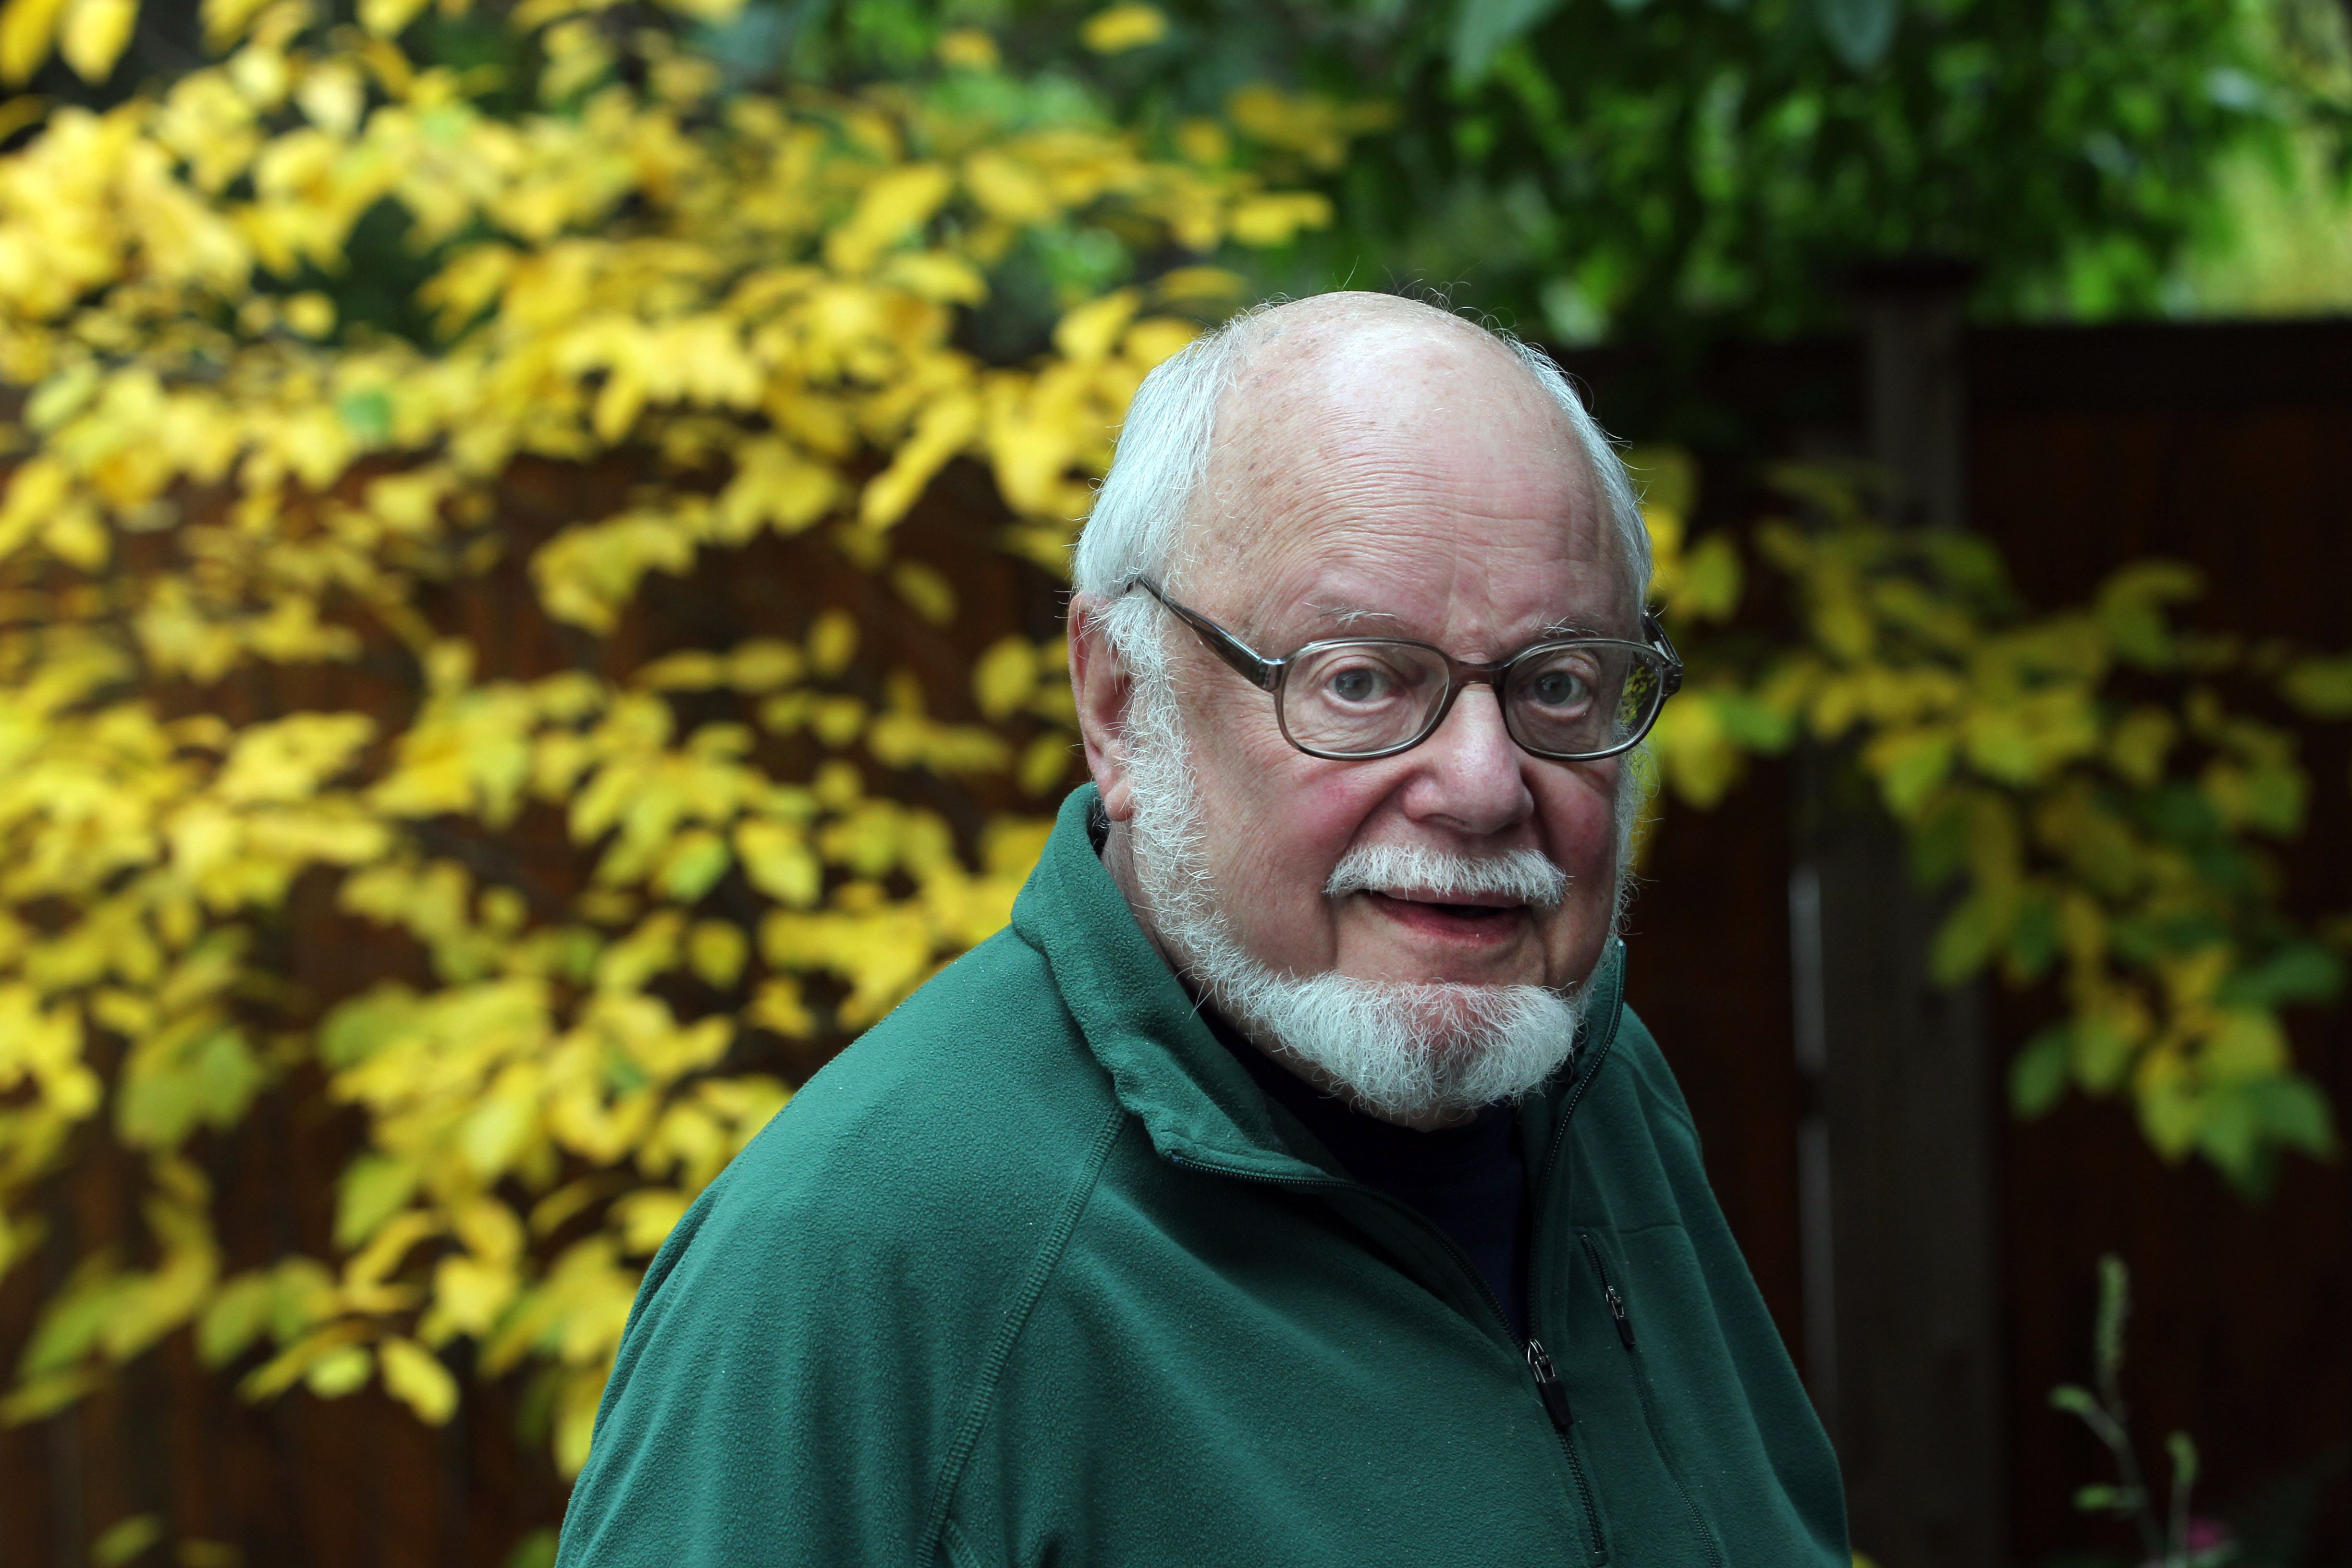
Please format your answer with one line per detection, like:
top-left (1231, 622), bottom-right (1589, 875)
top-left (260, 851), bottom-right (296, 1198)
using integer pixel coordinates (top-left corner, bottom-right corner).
top-left (1120, 576), bottom-right (1684, 763)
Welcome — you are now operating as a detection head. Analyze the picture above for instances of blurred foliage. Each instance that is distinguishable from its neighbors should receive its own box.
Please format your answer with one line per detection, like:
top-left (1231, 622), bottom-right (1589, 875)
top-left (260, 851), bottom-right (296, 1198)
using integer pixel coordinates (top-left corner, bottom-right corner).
top-left (2178, 126), bottom-right (2352, 315)
top-left (0, 0), bottom-right (2345, 1543)
top-left (720, 0), bottom-right (2352, 343)
top-left (0, 0), bottom-right (1361, 1481)
top-left (1638, 450), bottom-right (2349, 1195)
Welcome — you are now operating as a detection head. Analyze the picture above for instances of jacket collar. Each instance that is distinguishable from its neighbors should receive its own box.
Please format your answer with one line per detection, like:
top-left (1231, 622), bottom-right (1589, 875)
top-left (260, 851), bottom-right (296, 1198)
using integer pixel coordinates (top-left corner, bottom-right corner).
top-left (1011, 784), bottom-right (1625, 1175)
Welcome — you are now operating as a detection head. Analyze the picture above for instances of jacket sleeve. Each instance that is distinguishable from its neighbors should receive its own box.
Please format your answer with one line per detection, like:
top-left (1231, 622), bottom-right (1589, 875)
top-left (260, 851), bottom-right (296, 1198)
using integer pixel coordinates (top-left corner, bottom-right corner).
top-left (553, 1127), bottom-right (957, 1568)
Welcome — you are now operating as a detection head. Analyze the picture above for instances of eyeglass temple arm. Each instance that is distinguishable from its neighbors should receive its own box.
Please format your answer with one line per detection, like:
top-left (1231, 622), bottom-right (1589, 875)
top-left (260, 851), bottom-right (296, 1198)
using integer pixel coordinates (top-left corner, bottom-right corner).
top-left (1126, 578), bottom-right (1281, 692)
top-left (1642, 610), bottom-right (1685, 697)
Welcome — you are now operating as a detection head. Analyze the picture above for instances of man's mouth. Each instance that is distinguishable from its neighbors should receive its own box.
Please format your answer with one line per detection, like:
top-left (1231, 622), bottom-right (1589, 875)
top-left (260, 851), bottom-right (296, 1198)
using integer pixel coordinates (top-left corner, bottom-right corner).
top-left (1363, 889), bottom-right (1528, 933)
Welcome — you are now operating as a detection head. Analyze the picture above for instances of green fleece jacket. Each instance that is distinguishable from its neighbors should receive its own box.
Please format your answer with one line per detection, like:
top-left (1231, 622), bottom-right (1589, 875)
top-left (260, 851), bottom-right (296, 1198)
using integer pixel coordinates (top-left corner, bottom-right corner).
top-left (557, 785), bottom-right (1848, 1567)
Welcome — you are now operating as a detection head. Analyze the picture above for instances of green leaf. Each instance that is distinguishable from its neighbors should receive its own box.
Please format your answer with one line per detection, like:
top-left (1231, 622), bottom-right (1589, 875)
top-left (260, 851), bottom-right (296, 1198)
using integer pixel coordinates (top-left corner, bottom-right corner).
top-left (2004, 894), bottom-right (2060, 981)
top-left (2279, 656), bottom-right (2352, 718)
top-left (93, 1514), bottom-right (163, 1566)
top-left (1866, 727), bottom-right (1954, 819)
top-left (2049, 1384), bottom-right (2099, 1417)
top-left (196, 1273), bottom-right (277, 1367)
top-left (505, 1528), bottom-right (560, 1568)
top-left (336, 388), bottom-right (394, 445)
top-left (335, 1154), bottom-right (420, 1250)
top-left (304, 1343), bottom-right (374, 1399)
top-left (2243, 1076), bottom-right (2338, 1158)
top-left (1931, 891), bottom-right (2004, 986)
top-left (1451, 0), bottom-right (1563, 83)
top-left (2217, 944), bottom-right (2343, 1009)
top-left (2009, 1025), bottom-right (2073, 1118)
top-left (2095, 561), bottom-right (2202, 668)
top-left (1816, 0), bottom-right (1899, 69)
top-left (2166, 1430), bottom-right (2199, 1492)
top-left (319, 987), bottom-right (421, 1069)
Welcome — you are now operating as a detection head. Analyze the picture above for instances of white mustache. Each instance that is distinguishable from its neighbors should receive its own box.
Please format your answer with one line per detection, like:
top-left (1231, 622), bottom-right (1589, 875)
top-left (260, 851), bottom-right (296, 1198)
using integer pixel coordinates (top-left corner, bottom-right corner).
top-left (1324, 843), bottom-right (1570, 909)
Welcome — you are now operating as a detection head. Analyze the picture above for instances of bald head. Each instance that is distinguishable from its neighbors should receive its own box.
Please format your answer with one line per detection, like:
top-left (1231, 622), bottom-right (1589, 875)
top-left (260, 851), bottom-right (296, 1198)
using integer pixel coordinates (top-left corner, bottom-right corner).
top-left (1073, 292), bottom-right (1648, 635)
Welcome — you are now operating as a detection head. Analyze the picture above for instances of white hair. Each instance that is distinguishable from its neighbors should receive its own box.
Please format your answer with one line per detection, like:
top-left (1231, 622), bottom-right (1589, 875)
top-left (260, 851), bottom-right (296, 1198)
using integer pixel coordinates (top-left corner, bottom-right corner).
top-left (1071, 294), bottom-right (1653, 654)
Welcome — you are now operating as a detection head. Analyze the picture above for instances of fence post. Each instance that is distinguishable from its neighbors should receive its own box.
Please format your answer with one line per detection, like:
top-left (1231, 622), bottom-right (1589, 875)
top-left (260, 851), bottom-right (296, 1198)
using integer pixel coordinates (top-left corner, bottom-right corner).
top-left (1795, 257), bottom-right (2007, 1568)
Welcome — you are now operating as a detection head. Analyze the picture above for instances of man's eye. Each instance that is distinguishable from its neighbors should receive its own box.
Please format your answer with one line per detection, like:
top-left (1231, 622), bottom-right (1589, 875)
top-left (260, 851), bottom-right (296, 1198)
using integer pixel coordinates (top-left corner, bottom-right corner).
top-left (1526, 668), bottom-right (1590, 708)
top-left (1326, 663), bottom-right (1396, 703)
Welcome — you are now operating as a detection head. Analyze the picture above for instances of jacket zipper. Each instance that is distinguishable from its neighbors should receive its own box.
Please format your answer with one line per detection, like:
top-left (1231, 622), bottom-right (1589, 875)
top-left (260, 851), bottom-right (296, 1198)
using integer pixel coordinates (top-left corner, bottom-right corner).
top-left (1173, 1157), bottom-right (1610, 1561)
top-left (1577, 1233), bottom-right (1724, 1568)
top-left (1169, 1025), bottom-right (1624, 1560)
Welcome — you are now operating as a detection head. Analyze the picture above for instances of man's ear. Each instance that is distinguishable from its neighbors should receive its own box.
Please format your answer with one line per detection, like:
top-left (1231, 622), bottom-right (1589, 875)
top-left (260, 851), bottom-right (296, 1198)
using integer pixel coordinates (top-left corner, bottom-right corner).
top-left (1067, 595), bottom-right (1140, 823)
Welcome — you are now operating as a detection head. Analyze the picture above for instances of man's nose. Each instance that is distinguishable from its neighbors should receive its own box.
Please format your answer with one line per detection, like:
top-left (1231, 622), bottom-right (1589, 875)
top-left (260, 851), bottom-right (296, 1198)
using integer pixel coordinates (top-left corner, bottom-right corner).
top-left (1403, 682), bottom-right (1532, 835)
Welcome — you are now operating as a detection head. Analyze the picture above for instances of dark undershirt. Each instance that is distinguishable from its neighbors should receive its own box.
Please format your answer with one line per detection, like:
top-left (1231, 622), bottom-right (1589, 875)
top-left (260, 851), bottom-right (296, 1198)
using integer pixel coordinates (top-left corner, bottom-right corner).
top-left (1203, 1013), bottom-right (1531, 1341)
top-left (1082, 802), bottom-right (1533, 1337)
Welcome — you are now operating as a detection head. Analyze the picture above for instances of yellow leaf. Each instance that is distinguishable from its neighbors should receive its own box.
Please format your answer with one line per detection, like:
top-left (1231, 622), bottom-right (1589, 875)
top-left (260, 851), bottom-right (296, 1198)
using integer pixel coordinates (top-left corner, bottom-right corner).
top-left (935, 26), bottom-right (996, 71)
top-left (859, 391), bottom-right (980, 530)
top-left (746, 976), bottom-right (812, 1037)
top-left (93, 1516), bottom-right (163, 1566)
top-left (807, 609), bottom-right (858, 675)
top-left (554, 1364), bottom-right (603, 1476)
top-left (736, 819), bottom-right (820, 906)
top-left (726, 639), bottom-right (804, 691)
top-left (431, 1254), bottom-right (517, 1335)
top-left (611, 1188), bottom-right (688, 1255)
top-left (651, 0), bottom-right (740, 23)
top-left (0, 0), bottom-right (71, 84)
top-left (305, 1343), bottom-right (374, 1398)
top-left (823, 163), bottom-right (953, 275)
top-left (380, 1336), bottom-right (459, 1424)
top-left (282, 292), bottom-right (336, 338)
top-left (878, 250), bottom-right (988, 305)
top-left (1122, 316), bottom-right (1199, 369)
top-left (56, 0), bottom-right (131, 82)
top-left (1054, 289), bottom-right (1140, 365)
top-left (964, 149), bottom-right (1055, 223)
top-left (40, 504), bottom-right (109, 570)
top-left (686, 919), bottom-right (746, 988)
top-left (1081, 2), bottom-right (1166, 52)
top-left (890, 561), bottom-right (956, 625)
top-left (1226, 191), bottom-right (1333, 247)
top-left (1019, 732), bottom-right (1073, 796)
top-left (198, 0), bottom-right (271, 47)
top-left (358, 0), bottom-right (428, 36)
top-left (973, 636), bottom-right (1037, 719)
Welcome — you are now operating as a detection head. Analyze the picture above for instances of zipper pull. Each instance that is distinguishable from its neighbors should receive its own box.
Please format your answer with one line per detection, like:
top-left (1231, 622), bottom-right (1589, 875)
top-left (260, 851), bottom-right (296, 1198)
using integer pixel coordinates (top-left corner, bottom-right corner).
top-left (1604, 1284), bottom-right (1635, 1350)
top-left (1525, 1339), bottom-right (1574, 1432)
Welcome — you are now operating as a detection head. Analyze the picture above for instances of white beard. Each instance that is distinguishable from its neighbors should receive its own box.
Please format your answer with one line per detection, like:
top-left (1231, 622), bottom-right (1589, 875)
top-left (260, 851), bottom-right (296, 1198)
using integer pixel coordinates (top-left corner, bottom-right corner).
top-left (1120, 670), bottom-right (1589, 1127)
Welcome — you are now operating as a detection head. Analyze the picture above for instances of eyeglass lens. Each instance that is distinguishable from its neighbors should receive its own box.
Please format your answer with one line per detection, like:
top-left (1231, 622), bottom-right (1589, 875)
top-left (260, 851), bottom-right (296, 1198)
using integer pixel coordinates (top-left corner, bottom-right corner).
top-left (1281, 641), bottom-right (1665, 760)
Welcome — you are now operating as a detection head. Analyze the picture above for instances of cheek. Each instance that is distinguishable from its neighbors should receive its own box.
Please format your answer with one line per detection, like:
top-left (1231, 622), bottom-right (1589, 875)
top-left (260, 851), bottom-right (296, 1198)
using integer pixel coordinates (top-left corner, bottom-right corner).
top-left (1536, 764), bottom-right (1622, 877)
top-left (1533, 765), bottom-right (1623, 968)
top-left (1190, 718), bottom-right (1392, 958)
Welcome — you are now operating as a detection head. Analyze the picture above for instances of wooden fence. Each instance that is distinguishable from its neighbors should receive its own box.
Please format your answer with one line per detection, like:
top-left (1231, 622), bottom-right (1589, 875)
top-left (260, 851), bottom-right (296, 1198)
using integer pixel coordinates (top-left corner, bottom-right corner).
top-left (1604, 317), bottom-right (2352, 1566)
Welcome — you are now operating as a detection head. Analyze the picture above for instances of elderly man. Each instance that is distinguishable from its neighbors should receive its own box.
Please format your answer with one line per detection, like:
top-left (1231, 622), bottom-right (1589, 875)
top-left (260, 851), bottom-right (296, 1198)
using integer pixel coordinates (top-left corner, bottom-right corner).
top-left (557, 294), bottom-right (1848, 1565)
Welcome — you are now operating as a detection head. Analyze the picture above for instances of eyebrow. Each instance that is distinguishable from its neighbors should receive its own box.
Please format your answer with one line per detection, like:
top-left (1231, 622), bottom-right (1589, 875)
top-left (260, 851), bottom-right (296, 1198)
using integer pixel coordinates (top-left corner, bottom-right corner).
top-left (1308, 601), bottom-right (1408, 630)
top-left (1299, 602), bottom-right (1616, 644)
top-left (1538, 616), bottom-right (1613, 639)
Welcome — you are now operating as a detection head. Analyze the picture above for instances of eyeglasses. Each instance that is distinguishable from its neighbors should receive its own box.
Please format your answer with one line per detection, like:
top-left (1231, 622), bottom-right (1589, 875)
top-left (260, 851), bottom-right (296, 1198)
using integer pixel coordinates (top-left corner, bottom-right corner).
top-left (1121, 577), bottom-right (1682, 763)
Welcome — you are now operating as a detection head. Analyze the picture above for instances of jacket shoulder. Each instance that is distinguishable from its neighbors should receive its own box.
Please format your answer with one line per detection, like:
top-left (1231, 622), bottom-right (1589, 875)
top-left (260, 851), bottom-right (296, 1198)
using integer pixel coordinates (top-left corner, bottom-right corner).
top-left (559, 926), bottom-right (1124, 1567)
top-left (1604, 1004), bottom-right (1703, 1142)
top-left (671, 924), bottom-right (1114, 1299)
